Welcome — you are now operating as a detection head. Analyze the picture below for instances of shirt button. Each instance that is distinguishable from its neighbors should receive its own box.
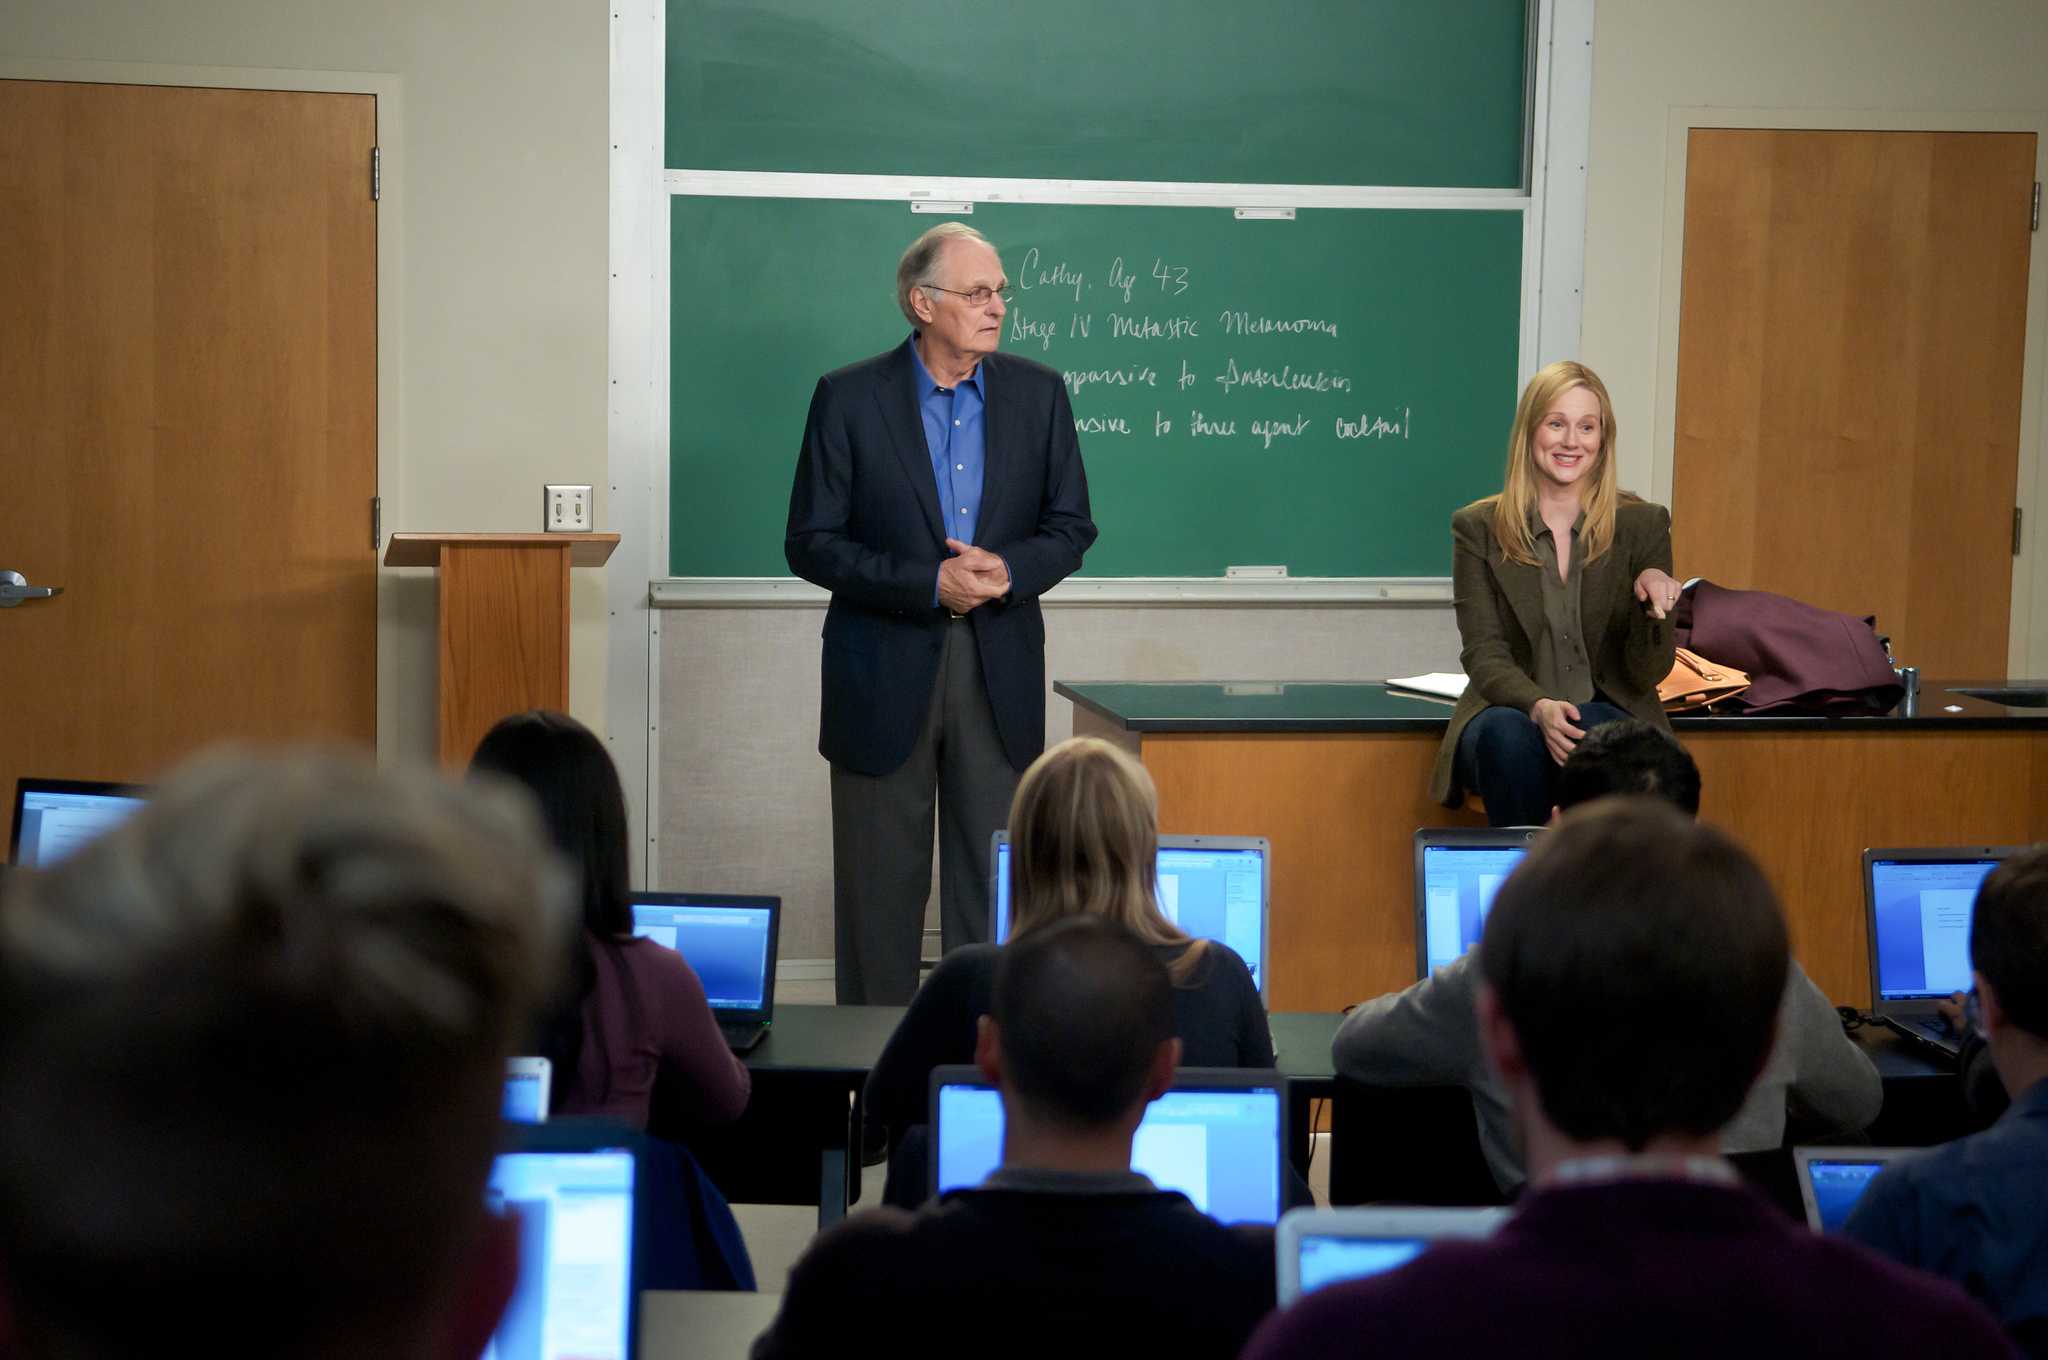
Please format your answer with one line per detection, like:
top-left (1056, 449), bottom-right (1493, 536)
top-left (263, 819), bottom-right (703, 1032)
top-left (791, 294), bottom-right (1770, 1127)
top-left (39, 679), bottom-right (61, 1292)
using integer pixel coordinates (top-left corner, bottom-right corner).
top-left (957, 463), bottom-right (964, 470)
top-left (954, 419), bottom-right (961, 426)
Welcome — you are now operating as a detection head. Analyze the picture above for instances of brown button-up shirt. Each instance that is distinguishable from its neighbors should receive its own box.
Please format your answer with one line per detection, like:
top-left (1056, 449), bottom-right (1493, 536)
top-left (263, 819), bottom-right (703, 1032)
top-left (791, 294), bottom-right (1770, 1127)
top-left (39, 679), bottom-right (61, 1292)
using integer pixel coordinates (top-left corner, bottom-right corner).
top-left (1531, 509), bottom-right (1595, 705)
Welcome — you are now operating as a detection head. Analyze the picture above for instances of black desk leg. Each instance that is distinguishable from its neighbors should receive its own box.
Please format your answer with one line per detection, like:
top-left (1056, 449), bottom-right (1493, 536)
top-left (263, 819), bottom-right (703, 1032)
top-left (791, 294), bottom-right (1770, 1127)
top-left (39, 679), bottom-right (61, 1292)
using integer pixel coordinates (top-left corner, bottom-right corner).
top-left (816, 1089), bottom-right (856, 1231)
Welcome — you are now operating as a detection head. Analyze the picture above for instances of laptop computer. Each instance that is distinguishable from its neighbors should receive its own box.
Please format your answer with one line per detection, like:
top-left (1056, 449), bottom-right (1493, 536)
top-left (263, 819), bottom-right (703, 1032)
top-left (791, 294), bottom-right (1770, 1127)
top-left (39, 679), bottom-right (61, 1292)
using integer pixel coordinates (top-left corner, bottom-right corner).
top-left (928, 1064), bottom-right (1288, 1225)
top-left (485, 1120), bottom-right (644, 1360)
top-left (9, 777), bottom-right (147, 868)
top-left (990, 831), bottom-right (1272, 1000)
top-left (1862, 846), bottom-right (2020, 1056)
top-left (1276, 1205), bottom-right (1510, 1304)
top-left (504, 1057), bottom-right (552, 1124)
top-left (1413, 828), bottom-right (1542, 979)
top-left (1793, 1146), bottom-right (1922, 1232)
top-left (629, 892), bottom-right (780, 1053)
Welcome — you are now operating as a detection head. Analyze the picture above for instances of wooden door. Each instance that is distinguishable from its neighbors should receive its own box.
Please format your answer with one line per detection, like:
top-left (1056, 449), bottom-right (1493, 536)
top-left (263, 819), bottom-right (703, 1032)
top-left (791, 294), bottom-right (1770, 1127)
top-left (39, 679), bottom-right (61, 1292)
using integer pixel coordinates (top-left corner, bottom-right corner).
top-left (0, 80), bottom-right (378, 798)
top-left (1671, 128), bottom-right (2036, 678)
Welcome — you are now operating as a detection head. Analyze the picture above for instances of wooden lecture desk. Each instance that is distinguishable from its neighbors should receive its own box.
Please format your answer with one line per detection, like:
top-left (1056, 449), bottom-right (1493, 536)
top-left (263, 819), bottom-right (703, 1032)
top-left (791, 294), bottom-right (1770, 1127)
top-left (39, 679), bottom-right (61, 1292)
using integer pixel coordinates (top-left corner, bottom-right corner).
top-left (1059, 679), bottom-right (2048, 1014)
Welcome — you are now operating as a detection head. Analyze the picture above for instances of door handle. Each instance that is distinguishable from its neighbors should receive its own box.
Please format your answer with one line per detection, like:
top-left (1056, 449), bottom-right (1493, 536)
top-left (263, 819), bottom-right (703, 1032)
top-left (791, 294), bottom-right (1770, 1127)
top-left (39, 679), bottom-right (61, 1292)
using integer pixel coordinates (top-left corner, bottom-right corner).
top-left (0, 570), bottom-right (62, 607)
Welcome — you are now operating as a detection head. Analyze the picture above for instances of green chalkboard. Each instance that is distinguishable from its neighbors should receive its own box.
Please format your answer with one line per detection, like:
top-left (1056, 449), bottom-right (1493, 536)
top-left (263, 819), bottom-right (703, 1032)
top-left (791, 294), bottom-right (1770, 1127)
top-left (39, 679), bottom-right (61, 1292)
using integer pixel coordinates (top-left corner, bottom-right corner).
top-left (667, 0), bottom-right (1528, 189)
top-left (669, 198), bottom-right (1522, 577)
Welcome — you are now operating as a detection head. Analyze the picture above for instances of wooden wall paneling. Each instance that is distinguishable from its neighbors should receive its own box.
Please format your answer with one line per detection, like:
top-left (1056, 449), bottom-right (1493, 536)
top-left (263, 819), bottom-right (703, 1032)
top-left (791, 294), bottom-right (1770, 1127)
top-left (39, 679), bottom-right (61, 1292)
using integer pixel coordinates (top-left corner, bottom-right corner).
top-left (1140, 732), bottom-right (1482, 1013)
top-left (436, 543), bottom-right (571, 764)
top-left (1672, 128), bottom-right (2036, 680)
top-left (1688, 728), bottom-right (2048, 1008)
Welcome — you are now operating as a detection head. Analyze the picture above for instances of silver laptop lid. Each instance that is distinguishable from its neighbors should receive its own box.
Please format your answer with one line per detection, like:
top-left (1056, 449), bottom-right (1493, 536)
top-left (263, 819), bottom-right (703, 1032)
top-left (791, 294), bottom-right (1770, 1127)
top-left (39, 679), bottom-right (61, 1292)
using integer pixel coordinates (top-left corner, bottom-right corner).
top-left (988, 830), bottom-right (1271, 1001)
top-left (1862, 848), bottom-right (2019, 1016)
top-left (1412, 828), bottom-right (1542, 980)
top-left (1793, 1146), bottom-right (1921, 1232)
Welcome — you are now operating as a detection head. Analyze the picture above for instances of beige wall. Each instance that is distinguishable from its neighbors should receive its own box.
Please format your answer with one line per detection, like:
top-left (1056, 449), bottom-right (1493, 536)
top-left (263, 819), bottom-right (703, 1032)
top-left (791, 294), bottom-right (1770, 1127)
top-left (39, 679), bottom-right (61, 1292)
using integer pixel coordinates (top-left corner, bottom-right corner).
top-left (0, 0), bottom-right (613, 756)
top-left (1582, 0), bottom-right (2048, 665)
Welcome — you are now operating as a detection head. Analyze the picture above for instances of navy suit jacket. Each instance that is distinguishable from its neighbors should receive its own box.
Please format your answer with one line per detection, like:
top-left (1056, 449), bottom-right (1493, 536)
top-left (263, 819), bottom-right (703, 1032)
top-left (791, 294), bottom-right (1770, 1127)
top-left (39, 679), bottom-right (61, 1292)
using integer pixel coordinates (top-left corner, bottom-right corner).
top-left (786, 340), bottom-right (1096, 777)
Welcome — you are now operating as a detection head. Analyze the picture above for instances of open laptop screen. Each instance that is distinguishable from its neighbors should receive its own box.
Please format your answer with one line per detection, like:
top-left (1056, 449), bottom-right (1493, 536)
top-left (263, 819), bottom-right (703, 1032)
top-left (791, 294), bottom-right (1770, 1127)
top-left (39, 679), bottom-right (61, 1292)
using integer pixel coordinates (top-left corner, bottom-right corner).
top-left (930, 1068), bottom-right (1284, 1225)
top-left (10, 779), bottom-right (146, 868)
top-left (1868, 858), bottom-right (2002, 1000)
top-left (1794, 1147), bottom-right (1920, 1233)
top-left (629, 894), bottom-right (775, 1013)
top-left (1414, 830), bottom-right (1539, 976)
top-left (484, 1145), bottom-right (636, 1360)
top-left (1277, 1206), bottom-right (1509, 1303)
top-left (992, 836), bottom-right (1268, 994)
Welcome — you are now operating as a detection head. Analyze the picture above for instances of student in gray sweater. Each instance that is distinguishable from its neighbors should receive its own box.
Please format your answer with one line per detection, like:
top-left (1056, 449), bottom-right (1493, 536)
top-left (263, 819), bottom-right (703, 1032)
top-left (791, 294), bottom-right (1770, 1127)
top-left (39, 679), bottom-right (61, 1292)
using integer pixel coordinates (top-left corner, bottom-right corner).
top-left (1332, 718), bottom-right (1880, 1193)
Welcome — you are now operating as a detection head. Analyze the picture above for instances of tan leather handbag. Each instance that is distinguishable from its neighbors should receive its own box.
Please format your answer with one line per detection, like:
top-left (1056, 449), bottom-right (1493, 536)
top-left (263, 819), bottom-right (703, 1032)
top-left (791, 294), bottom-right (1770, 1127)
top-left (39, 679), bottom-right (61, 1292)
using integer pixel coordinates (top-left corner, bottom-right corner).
top-left (1658, 647), bottom-right (1751, 712)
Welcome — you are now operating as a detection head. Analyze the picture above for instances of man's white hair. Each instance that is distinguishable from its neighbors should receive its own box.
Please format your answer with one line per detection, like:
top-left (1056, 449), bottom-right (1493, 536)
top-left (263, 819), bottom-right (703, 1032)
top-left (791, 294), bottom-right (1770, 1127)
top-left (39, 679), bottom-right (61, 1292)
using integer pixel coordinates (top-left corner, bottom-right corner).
top-left (896, 221), bottom-right (994, 326)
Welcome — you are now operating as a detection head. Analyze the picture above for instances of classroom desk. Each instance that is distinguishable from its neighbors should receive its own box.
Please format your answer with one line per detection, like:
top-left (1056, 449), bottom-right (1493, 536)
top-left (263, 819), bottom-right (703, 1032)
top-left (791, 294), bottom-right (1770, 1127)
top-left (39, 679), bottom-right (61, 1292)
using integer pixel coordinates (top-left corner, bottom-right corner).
top-left (1059, 679), bottom-right (2048, 1013)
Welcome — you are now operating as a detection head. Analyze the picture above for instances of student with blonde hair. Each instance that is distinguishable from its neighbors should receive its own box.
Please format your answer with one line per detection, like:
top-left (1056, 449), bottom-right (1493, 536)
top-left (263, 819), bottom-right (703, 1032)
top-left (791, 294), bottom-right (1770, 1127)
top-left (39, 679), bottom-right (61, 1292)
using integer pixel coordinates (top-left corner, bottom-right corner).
top-left (865, 737), bottom-right (1273, 1206)
top-left (1428, 360), bottom-right (1683, 827)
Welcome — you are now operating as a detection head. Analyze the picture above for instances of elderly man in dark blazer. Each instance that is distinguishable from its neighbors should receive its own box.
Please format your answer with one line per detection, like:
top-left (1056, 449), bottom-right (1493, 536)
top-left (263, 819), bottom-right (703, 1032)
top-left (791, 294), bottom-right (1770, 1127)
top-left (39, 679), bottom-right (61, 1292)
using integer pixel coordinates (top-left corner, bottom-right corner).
top-left (787, 222), bottom-right (1096, 1005)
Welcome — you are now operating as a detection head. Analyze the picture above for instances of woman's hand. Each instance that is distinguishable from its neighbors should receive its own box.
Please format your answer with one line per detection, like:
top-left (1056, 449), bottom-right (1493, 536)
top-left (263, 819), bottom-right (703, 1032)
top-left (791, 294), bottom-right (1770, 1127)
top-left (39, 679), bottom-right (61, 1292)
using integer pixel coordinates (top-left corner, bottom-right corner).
top-left (1634, 567), bottom-right (1683, 619)
top-left (1530, 698), bottom-right (1586, 765)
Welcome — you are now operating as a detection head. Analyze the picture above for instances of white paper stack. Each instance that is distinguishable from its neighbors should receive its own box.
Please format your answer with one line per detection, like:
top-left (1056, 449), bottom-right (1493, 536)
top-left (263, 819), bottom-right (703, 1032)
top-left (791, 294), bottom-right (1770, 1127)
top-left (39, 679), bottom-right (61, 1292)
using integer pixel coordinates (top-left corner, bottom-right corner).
top-left (1384, 672), bottom-right (1468, 702)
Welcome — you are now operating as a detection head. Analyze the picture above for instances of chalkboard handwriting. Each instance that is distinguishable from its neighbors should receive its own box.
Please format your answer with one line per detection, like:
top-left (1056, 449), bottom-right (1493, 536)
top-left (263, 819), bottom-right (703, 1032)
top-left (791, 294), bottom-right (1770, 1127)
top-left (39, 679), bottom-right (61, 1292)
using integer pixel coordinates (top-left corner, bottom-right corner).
top-left (1189, 411), bottom-right (1236, 436)
top-left (1064, 364), bottom-right (1160, 395)
top-left (1335, 408), bottom-right (1412, 440)
top-left (1251, 415), bottom-right (1312, 448)
top-left (1107, 257), bottom-right (1139, 302)
top-left (1153, 260), bottom-right (1190, 295)
top-left (1218, 312), bottom-right (1338, 338)
top-left (1016, 248), bottom-right (1085, 302)
top-left (1214, 360), bottom-right (1352, 395)
top-left (1073, 414), bottom-right (1132, 434)
top-left (1008, 311), bottom-right (1058, 351)
top-left (1108, 313), bottom-right (1200, 340)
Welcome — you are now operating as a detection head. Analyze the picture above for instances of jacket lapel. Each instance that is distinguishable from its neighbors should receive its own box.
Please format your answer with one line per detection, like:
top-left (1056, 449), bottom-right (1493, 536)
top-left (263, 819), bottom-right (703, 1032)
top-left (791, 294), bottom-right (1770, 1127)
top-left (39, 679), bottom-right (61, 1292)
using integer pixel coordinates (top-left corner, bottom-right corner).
top-left (1494, 550), bottom-right (1547, 649)
top-left (875, 339), bottom-right (946, 546)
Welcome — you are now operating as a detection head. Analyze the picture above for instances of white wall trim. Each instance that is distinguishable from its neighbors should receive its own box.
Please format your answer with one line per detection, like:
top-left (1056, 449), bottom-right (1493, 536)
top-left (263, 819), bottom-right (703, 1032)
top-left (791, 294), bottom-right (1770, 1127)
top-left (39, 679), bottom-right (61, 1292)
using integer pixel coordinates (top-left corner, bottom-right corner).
top-left (0, 57), bottom-right (412, 761)
top-left (1649, 106), bottom-right (2048, 676)
top-left (607, 2), bottom-right (666, 885)
top-left (776, 959), bottom-right (835, 983)
top-left (649, 577), bottom-right (1455, 607)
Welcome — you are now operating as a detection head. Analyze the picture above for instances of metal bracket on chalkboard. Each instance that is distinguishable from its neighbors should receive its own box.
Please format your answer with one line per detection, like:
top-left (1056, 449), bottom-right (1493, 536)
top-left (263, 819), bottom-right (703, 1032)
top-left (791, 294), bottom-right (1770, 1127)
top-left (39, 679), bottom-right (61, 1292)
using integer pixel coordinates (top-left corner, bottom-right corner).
top-left (910, 199), bottom-right (973, 213)
top-left (1233, 207), bottom-right (1295, 220)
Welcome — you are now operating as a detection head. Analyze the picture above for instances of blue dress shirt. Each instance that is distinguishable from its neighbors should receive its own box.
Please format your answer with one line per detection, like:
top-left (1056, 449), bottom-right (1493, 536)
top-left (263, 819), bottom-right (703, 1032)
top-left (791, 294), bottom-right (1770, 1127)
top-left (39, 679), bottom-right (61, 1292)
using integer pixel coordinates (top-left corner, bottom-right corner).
top-left (910, 337), bottom-right (990, 606)
top-left (1844, 1074), bottom-right (2048, 1347)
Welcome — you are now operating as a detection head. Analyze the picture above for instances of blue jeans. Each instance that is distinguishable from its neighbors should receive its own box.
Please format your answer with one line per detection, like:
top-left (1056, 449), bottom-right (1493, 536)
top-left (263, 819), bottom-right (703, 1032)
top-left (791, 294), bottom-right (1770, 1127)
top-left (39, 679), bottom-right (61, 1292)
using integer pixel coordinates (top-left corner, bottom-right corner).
top-left (1454, 701), bottom-right (1630, 827)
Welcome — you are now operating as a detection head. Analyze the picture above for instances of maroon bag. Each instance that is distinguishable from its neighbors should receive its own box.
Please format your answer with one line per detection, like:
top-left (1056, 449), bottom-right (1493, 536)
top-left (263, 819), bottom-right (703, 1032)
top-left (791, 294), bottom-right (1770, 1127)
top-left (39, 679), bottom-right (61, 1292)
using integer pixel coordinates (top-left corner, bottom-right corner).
top-left (1673, 580), bottom-right (1904, 716)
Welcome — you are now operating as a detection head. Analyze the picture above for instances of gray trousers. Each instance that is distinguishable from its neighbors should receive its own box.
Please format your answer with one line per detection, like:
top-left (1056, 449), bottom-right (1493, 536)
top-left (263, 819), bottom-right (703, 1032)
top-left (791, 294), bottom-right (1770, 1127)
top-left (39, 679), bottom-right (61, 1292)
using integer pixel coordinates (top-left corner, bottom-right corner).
top-left (830, 617), bottom-right (1020, 1005)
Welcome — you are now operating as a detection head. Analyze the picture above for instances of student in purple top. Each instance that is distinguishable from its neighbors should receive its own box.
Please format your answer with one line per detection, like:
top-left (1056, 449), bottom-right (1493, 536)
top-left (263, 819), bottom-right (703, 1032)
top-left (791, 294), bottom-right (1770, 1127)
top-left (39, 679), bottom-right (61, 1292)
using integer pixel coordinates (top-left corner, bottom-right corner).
top-left (1244, 799), bottom-right (2017, 1360)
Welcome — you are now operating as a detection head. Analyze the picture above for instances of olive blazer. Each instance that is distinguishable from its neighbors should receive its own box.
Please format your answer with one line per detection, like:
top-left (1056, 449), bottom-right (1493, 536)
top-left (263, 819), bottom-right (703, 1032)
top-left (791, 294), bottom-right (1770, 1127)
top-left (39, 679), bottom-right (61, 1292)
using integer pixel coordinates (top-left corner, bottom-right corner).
top-left (1429, 496), bottom-right (1678, 807)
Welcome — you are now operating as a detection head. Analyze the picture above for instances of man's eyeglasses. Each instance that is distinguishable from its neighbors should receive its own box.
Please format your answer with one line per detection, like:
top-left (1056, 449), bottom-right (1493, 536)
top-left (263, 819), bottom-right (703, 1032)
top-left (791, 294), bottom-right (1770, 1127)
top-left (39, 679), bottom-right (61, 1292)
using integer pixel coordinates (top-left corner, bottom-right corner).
top-left (921, 282), bottom-right (1015, 307)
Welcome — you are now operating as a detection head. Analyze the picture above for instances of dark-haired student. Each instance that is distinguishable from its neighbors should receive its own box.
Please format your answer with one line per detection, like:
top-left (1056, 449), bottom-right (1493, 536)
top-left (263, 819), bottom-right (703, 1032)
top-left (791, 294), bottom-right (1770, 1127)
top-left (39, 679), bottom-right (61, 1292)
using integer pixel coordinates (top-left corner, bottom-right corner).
top-left (1246, 801), bottom-right (2017, 1360)
top-left (472, 710), bottom-right (749, 1127)
top-left (1845, 848), bottom-right (2048, 1357)
top-left (1331, 719), bottom-right (1878, 1192)
top-left (754, 916), bottom-right (1275, 1360)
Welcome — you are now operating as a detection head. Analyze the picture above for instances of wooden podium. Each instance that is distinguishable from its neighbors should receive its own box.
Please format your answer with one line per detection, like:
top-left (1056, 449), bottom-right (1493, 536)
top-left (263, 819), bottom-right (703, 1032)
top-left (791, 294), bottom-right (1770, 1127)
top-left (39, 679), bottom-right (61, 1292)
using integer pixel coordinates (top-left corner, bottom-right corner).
top-left (383, 532), bottom-right (620, 762)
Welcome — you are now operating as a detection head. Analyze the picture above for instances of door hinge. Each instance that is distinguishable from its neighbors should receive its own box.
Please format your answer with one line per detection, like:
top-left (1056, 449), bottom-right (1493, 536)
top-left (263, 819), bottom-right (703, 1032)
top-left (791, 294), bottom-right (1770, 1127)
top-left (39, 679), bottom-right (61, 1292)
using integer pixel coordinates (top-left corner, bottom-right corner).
top-left (2015, 506), bottom-right (2024, 556)
top-left (372, 496), bottom-right (382, 551)
top-left (371, 147), bottom-right (381, 202)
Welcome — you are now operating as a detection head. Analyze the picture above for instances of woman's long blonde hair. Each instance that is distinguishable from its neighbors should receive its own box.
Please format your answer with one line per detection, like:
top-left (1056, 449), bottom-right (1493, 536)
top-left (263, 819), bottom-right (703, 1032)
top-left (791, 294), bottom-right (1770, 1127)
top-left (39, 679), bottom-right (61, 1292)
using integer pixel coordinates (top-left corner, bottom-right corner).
top-left (1006, 736), bottom-right (1207, 985)
top-left (1490, 360), bottom-right (1633, 568)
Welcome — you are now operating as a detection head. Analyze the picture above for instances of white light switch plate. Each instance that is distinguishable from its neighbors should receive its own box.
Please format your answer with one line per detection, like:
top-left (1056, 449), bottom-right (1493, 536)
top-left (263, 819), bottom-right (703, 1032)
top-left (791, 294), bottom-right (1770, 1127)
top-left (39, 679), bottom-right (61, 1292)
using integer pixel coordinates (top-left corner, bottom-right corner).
top-left (545, 485), bottom-right (592, 533)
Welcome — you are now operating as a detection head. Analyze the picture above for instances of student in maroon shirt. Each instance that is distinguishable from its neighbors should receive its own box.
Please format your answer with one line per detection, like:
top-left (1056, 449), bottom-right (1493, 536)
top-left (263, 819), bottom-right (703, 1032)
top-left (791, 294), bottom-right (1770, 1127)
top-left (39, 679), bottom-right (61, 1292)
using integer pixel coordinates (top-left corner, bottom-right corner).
top-left (472, 711), bottom-right (749, 1127)
top-left (1244, 800), bottom-right (2017, 1360)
